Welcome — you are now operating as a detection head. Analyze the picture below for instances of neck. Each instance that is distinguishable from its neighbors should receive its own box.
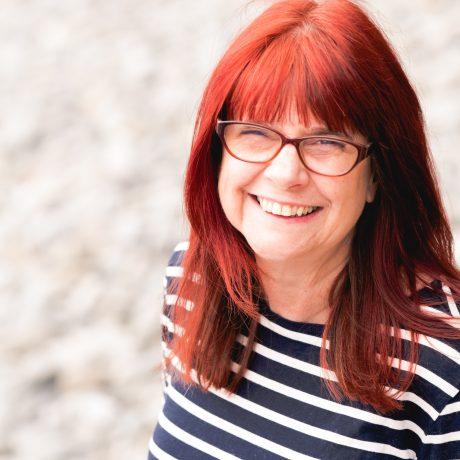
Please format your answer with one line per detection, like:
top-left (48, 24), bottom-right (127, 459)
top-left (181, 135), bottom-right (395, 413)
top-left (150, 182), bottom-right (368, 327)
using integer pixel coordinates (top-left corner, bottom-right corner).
top-left (255, 239), bottom-right (350, 324)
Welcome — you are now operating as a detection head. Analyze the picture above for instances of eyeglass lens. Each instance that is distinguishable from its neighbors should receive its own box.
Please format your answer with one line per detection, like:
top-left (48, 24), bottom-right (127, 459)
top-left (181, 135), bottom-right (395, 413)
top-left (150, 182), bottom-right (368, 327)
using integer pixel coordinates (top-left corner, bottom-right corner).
top-left (222, 123), bottom-right (358, 176)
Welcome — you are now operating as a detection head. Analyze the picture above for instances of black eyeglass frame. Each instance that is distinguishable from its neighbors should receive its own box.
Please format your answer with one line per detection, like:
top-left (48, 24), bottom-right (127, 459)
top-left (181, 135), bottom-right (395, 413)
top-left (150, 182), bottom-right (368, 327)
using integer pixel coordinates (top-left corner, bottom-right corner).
top-left (215, 119), bottom-right (373, 177)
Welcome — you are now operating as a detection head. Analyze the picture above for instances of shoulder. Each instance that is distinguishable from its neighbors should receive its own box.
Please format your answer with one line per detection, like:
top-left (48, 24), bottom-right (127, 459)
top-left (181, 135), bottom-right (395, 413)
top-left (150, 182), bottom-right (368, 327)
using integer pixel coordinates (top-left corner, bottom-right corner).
top-left (159, 241), bottom-right (191, 388)
top-left (418, 278), bottom-right (460, 318)
top-left (416, 305), bottom-right (460, 457)
top-left (411, 279), bottom-right (460, 414)
top-left (160, 241), bottom-right (190, 356)
top-left (165, 240), bottom-right (189, 272)
top-left (161, 240), bottom-right (191, 324)
top-left (163, 240), bottom-right (190, 292)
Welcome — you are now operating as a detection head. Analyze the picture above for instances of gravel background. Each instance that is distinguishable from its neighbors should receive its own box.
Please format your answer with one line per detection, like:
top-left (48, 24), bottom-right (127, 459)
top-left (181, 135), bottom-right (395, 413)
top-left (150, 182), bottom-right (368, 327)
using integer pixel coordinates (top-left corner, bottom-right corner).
top-left (1, 1), bottom-right (459, 459)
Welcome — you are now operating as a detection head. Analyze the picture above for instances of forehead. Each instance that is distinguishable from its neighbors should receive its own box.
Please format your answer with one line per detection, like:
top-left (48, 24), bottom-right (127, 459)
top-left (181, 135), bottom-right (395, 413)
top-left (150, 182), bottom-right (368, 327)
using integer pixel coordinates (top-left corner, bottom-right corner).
top-left (222, 31), bottom-right (366, 141)
top-left (240, 108), bottom-right (326, 129)
top-left (231, 105), bottom-right (360, 140)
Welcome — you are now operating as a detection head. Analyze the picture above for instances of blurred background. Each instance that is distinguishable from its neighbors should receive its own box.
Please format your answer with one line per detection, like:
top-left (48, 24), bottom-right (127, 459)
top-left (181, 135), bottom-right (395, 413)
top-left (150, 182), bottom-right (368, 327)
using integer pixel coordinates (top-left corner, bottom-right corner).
top-left (1, 0), bottom-right (459, 459)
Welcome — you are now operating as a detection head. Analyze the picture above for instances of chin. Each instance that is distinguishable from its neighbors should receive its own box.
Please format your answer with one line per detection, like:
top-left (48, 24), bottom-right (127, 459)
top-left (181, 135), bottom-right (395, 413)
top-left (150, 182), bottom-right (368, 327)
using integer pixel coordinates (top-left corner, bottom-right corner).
top-left (247, 237), bottom-right (308, 261)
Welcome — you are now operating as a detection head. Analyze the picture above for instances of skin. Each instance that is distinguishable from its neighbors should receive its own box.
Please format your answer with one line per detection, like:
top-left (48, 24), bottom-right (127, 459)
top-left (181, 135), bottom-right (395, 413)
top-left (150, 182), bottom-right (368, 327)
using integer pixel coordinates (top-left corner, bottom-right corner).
top-left (217, 109), bottom-right (377, 324)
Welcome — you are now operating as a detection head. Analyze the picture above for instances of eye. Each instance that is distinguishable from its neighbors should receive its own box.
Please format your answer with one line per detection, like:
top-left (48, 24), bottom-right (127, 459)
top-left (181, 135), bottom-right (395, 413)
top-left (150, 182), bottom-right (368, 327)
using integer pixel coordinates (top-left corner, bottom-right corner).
top-left (301, 137), bottom-right (350, 156)
top-left (240, 129), bottom-right (268, 137)
top-left (316, 139), bottom-right (346, 147)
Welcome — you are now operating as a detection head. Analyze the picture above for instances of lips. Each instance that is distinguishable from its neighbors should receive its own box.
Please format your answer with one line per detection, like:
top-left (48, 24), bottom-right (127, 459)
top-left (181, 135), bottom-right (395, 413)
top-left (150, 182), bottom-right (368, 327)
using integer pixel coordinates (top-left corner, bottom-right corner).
top-left (249, 193), bottom-right (322, 210)
top-left (248, 193), bottom-right (323, 220)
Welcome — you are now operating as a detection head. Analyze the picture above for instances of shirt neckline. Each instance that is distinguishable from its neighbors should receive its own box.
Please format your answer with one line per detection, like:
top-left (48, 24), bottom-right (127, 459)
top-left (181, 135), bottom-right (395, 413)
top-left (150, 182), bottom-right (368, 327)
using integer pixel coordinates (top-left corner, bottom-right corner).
top-left (258, 296), bottom-right (326, 334)
top-left (257, 278), bottom-right (440, 334)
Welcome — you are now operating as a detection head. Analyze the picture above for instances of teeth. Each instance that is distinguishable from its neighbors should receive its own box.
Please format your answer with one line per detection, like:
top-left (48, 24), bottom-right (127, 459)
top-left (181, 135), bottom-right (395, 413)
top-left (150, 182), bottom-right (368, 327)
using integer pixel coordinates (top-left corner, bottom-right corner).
top-left (281, 205), bottom-right (291, 217)
top-left (272, 202), bottom-right (281, 214)
top-left (256, 196), bottom-right (318, 217)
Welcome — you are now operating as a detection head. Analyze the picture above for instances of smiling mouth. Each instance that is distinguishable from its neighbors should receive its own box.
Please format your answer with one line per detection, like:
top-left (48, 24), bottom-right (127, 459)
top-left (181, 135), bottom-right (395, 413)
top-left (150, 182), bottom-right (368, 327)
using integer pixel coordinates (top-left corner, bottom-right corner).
top-left (248, 193), bottom-right (323, 218)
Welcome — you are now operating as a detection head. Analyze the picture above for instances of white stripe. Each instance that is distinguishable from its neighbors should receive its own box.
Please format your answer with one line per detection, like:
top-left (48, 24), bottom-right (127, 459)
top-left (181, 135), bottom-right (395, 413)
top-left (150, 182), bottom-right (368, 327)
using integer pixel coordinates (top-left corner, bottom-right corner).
top-left (441, 283), bottom-right (460, 317)
top-left (236, 333), bottom-right (337, 381)
top-left (259, 315), bottom-right (328, 348)
top-left (424, 430), bottom-right (460, 444)
top-left (384, 387), bottom-right (439, 420)
top-left (165, 373), bottom-right (318, 460)
top-left (162, 314), bottom-right (185, 335)
top-left (148, 436), bottom-right (178, 460)
top-left (261, 311), bottom-right (460, 367)
top-left (165, 294), bottom-right (194, 310)
top-left (420, 305), bottom-right (448, 316)
top-left (174, 240), bottom-right (190, 252)
top-left (166, 266), bottom-right (183, 277)
top-left (420, 306), bottom-right (460, 328)
top-left (377, 353), bottom-right (458, 398)
top-left (440, 400), bottom-right (460, 416)
top-left (157, 410), bottom-right (240, 459)
top-left (261, 313), bottom-right (460, 366)
top-left (228, 359), bottom-right (428, 440)
top-left (389, 327), bottom-right (460, 364)
top-left (165, 265), bottom-right (201, 283)
top-left (166, 354), bottom-right (416, 459)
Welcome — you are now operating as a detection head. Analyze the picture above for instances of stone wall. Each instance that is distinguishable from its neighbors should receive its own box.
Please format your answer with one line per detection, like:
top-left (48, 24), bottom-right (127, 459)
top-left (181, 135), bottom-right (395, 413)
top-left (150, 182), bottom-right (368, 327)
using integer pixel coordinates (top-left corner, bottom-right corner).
top-left (1, 1), bottom-right (459, 459)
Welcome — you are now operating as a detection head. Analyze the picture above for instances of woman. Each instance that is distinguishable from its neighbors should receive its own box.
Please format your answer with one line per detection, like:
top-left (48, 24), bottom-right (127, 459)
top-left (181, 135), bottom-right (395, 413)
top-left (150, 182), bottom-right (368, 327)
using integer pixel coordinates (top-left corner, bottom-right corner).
top-left (148, 0), bottom-right (460, 458)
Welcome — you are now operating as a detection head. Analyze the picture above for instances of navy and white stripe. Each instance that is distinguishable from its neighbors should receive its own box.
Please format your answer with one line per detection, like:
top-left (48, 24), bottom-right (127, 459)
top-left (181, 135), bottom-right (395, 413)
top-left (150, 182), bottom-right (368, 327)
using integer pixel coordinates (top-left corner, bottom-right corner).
top-left (148, 241), bottom-right (460, 459)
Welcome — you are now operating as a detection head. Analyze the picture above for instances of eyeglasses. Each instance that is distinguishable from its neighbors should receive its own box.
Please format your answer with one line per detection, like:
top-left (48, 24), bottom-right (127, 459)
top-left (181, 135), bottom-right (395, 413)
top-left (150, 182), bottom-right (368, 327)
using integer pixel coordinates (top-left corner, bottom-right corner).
top-left (215, 119), bottom-right (373, 177)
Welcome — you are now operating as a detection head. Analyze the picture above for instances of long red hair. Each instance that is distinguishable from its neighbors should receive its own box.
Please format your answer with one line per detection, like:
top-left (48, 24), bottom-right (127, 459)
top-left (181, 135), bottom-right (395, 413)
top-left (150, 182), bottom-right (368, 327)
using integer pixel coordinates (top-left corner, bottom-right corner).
top-left (164, 0), bottom-right (460, 414)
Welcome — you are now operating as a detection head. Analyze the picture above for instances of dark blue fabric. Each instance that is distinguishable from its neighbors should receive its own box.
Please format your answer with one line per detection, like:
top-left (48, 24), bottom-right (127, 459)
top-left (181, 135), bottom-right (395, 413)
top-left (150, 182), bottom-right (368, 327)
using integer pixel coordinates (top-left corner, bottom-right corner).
top-left (148, 244), bottom-right (460, 459)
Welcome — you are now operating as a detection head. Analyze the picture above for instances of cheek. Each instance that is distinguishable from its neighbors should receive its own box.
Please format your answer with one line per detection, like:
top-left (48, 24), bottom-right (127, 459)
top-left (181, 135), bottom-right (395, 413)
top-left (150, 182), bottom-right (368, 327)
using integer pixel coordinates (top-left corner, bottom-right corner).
top-left (218, 153), bottom-right (259, 201)
top-left (218, 157), bottom-right (235, 201)
top-left (322, 172), bottom-right (370, 219)
top-left (217, 156), bottom-right (249, 220)
top-left (217, 155), bottom-right (233, 201)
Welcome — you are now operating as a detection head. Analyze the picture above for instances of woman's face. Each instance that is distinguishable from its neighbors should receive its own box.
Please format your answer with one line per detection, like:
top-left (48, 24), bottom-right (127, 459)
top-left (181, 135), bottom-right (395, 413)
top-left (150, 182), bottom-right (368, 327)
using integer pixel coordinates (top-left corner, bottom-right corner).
top-left (217, 111), bottom-right (377, 262)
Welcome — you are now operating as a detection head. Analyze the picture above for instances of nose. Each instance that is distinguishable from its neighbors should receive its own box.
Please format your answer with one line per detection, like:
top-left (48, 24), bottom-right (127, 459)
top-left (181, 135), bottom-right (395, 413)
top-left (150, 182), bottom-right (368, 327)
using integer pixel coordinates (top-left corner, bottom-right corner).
top-left (263, 143), bottom-right (311, 187)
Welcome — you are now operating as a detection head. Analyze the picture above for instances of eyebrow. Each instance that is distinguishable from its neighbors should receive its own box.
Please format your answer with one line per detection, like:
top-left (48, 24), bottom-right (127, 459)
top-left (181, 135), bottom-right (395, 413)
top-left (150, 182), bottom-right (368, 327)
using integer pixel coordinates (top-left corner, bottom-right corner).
top-left (306, 126), bottom-right (352, 139)
top-left (244, 120), bottom-right (353, 140)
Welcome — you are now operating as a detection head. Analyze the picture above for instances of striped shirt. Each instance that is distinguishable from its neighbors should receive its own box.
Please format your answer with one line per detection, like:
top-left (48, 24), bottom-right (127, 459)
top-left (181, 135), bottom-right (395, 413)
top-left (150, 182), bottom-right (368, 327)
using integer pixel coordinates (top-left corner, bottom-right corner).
top-left (148, 241), bottom-right (460, 459)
